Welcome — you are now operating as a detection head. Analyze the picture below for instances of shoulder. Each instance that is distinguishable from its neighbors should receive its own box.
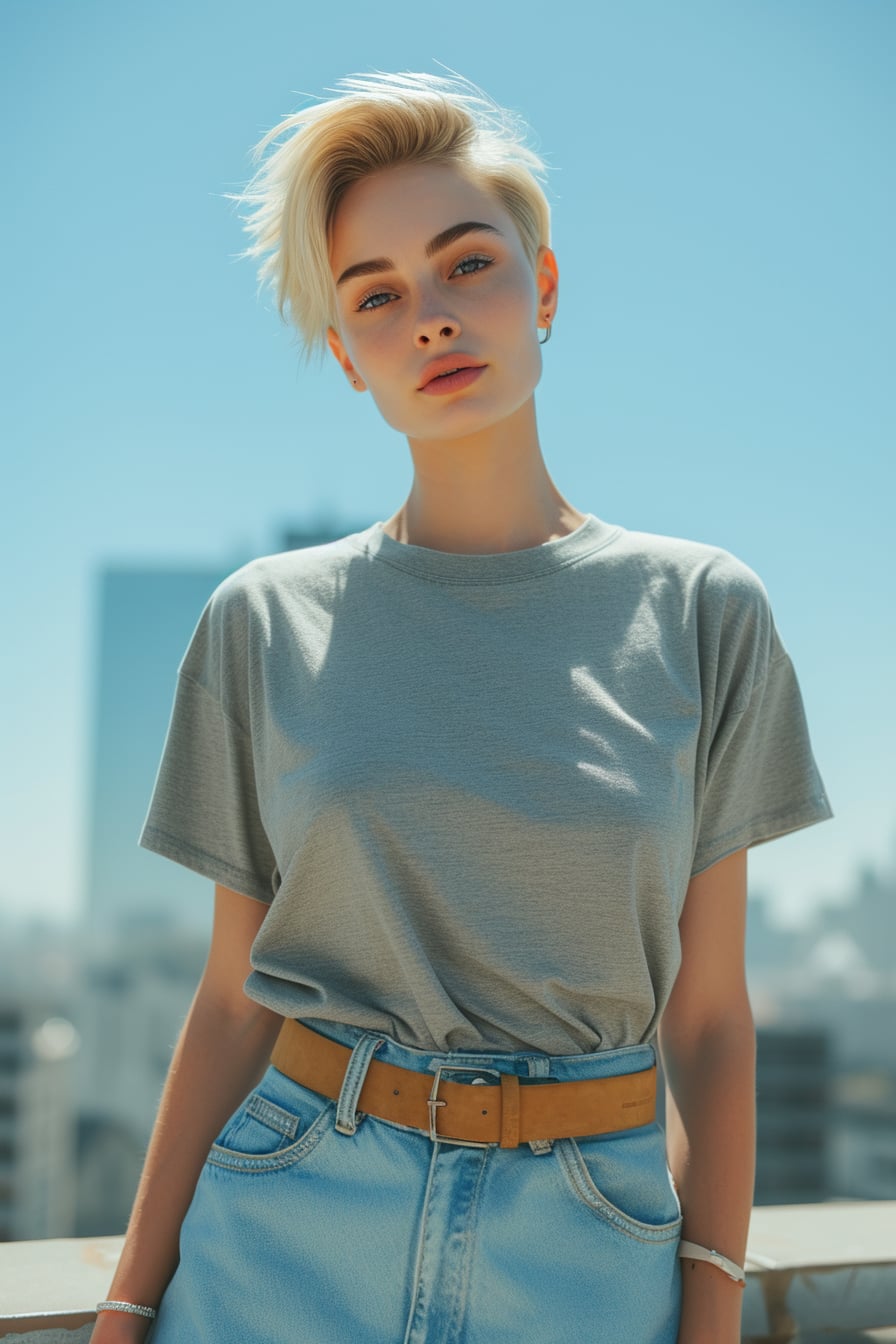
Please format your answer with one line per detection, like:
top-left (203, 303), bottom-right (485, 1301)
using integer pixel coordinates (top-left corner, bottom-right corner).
top-left (607, 523), bottom-right (772, 625)
top-left (601, 524), bottom-right (780, 683)
top-left (202, 530), bottom-right (364, 623)
top-left (610, 523), bottom-right (766, 597)
top-left (179, 530), bottom-right (364, 682)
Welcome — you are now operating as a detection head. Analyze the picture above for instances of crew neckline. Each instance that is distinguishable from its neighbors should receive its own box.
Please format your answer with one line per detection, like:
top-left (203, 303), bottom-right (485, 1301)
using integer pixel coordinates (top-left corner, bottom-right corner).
top-left (348, 513), bottom-right (621, 585)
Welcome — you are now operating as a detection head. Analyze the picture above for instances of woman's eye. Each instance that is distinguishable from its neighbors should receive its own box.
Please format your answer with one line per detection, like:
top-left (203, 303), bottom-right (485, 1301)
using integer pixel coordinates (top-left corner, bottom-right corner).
top-left (452, 254), bottom-right (493, 277)
top-left (356, 289), bottom-right (396, 312)
top-left (354, 255), bottom-right (493, 310)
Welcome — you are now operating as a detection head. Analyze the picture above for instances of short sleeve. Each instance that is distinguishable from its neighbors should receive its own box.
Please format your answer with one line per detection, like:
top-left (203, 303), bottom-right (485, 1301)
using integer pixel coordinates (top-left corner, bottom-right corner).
top-left (691, 560), bottom-right (833, 877)
top-left (138, 576), bottom-right (278, 904)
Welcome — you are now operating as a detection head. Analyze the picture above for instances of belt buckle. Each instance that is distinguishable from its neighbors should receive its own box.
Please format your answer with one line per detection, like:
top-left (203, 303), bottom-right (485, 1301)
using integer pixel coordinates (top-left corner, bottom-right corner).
top-left (427, 1064), bottom-right (501, 1148)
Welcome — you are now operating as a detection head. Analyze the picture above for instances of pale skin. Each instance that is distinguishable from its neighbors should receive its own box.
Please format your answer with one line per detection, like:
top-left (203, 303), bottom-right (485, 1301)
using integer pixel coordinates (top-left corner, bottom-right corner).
top-left (326, 160), bottom-right (586, 554)
top-left (92, 159), bottom-right (755, 1344)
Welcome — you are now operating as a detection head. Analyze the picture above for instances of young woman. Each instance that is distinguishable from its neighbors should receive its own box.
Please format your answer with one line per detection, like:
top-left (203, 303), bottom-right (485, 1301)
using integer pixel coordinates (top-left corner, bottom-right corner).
top-left (92, 71), bottom-right (832, 1344)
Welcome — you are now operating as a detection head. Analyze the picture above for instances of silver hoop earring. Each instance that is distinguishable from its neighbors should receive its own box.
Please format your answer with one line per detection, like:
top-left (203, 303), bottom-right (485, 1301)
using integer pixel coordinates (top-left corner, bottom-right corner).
top-left (538, 320), bottom-right (552, 346)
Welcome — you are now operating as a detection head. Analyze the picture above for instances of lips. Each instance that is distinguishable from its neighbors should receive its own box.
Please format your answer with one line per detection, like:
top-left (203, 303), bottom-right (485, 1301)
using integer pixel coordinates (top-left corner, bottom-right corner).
top-left (418, 355), bottom-right (485, 390)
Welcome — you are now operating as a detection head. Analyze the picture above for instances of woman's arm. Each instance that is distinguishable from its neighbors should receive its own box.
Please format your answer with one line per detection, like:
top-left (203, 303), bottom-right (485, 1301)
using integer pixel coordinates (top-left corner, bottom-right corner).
top-left (658, 848), bottom-right (756, 1344)
top-left (91, 885), bottom-right (284, 1343)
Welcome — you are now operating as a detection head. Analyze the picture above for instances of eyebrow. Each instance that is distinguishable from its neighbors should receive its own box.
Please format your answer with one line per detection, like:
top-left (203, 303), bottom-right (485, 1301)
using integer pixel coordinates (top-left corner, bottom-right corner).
top-left (335, 221), bottom-right (504, 288)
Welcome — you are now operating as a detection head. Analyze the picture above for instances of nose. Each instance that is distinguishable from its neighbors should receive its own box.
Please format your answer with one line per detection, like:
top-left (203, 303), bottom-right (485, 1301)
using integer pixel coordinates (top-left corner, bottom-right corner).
top-left (417, 325), bottom-right (457, 346)
top-left (414, 304), bottom-right (461, 347)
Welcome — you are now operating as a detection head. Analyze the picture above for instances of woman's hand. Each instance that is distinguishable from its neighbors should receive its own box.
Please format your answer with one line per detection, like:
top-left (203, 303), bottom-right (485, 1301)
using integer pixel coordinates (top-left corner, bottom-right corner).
top-left (89, 1311), bottom-right (155, 1344)
top-left (675, 1256), bottom-right (746, 1344)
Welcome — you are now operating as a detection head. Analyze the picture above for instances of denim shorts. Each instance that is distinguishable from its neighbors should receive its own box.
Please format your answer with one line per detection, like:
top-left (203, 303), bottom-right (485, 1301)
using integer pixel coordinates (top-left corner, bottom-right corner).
top-left (148, 1020), bottom-right (683, 1344)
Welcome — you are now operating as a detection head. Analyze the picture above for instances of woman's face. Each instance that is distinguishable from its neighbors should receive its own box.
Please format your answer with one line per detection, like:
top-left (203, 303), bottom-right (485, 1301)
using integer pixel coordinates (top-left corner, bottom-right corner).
top-left (327, 161), bottom-right (557, 441)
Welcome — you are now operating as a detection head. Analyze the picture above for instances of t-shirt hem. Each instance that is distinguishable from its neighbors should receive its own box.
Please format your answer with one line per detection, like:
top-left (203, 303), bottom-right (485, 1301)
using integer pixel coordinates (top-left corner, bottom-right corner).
top-left (138, 825), bottom-right (274, 905)
top-left (690, 794), bottom-right (834, 877)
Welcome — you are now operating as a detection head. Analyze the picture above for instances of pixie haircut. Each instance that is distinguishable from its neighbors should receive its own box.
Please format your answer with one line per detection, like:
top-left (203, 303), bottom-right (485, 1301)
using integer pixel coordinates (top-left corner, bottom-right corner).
top-left (235, 71), bottom-right (552, 361)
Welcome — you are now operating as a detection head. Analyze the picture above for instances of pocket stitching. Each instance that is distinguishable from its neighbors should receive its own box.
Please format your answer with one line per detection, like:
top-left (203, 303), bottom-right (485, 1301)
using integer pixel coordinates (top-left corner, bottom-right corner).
top-left (208, 1099), bottom-right (336, 1172)
top-left (246, 1092), bottom-right (301, 1139)
top-left (555, 1137), bottom-right (683, 1243)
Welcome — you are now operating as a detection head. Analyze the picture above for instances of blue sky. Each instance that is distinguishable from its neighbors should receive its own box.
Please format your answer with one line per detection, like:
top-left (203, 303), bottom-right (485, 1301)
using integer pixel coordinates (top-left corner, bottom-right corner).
top-left (2, 0), bottom-right (893, 928)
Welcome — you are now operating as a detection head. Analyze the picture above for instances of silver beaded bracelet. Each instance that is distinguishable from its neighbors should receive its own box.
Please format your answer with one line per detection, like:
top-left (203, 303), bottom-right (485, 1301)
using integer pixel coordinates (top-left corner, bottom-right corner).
top-left (96, 1300), bottom-right (158, 1320)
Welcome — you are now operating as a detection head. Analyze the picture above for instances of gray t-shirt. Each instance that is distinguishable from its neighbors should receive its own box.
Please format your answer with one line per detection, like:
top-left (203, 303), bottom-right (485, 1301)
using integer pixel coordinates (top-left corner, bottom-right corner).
top-left (139, 514), bottom-right (832, 1054)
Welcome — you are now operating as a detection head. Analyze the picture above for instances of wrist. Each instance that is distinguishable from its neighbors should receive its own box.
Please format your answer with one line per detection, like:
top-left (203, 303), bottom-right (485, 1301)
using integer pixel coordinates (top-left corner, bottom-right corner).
top-left (93, 1300), bottom-right (157, 1343)
top-left (678, 1257), bottom-right (745, 1344)
top-left (678, 1239), bottom-right (745, 1286)
top-left (91, 1313), bottom-right (154, 1343)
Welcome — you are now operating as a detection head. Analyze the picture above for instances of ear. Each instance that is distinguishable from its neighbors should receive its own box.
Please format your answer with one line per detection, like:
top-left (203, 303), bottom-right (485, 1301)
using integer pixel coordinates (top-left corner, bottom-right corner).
top-left (326, 327), bottom-right (366, 392)
top-left (535, 246), bottom-right (559, 332)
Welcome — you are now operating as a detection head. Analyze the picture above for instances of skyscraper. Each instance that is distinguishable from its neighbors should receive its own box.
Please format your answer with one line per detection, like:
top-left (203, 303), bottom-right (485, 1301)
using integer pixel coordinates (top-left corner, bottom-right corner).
top-left (84, 565), bottom-right (234, 935)
top-left (83, 524), bottom-right (356, 933)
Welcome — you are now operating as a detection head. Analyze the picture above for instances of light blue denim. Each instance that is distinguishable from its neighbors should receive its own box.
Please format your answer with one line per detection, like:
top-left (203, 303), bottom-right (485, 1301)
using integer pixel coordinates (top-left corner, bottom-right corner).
top-left (148, 1020), bottom-right (683, 1343)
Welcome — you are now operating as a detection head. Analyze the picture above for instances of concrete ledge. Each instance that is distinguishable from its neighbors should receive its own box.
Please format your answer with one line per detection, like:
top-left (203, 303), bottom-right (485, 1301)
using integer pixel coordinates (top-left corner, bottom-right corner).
top-left (1, 1330), bottom-right (93, 1344)
top-left (742, 1203), bottom-right (896, 1342)
top-left (0, 1235), bottom-right (122, 1341)
top-left (1, 1204), bottom-right (895, 1341)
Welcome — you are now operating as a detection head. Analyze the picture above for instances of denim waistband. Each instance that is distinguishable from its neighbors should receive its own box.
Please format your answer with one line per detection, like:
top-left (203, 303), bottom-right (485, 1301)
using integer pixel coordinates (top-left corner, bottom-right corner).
top-left (297, 1017), bottom-right (656, 1083)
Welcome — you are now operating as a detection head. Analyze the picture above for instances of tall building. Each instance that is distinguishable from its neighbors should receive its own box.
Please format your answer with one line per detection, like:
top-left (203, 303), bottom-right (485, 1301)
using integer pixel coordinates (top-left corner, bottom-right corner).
top-left (755, 1026), bottom-right (832, 1204)
top-left (74, 925), bottom-right (209, 1235)
top-left (83, 564), bottom-right (234, 936)
top-left (83, 525), bottom-right (360, 936)
top-left (0, 1003), bottom-right (79, 1241)
top-left (831, 1073), bottom-right (896, 1200)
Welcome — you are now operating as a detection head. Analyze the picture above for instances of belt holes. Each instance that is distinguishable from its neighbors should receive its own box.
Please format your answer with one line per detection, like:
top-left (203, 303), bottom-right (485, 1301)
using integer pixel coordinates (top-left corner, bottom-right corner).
top-left (393, 1089), bottom-right (400, 1096)
top-left (482, 1109), bottom-right (488, 1115)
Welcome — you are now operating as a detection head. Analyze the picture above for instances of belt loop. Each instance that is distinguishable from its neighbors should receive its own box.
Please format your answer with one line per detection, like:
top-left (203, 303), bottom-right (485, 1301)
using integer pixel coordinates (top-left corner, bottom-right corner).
top-left (499, 1073), bottom-right (521, 1149)
top-left (526, 1055), bottom-right (552, 1153)
top-left (334, 1032), bottom-right (384, 1136)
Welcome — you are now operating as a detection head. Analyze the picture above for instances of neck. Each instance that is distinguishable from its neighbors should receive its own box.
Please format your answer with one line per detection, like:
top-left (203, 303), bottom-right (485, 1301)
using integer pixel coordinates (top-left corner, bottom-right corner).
top-left (382, 400), bottom-right (587, 554)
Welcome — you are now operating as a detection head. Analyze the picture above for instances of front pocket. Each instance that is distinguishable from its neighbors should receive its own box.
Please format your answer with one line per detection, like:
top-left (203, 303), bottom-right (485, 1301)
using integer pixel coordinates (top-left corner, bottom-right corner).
top-left (208, 1075), bottom-right (335, 1172)
top-left (555, 1124), bottom-right (683, 1243)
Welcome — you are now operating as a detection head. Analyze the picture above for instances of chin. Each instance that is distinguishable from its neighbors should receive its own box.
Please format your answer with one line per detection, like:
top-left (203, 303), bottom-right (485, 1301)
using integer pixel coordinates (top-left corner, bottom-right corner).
top-left (372, 376), bottom-right (533, 439)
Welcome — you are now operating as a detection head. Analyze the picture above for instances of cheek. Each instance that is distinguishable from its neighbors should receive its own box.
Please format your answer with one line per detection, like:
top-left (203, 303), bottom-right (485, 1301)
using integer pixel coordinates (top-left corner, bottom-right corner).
top-left (364, 379), bottom-right (419, 435)
top-left (491, 262), bottom-right (539, 315)
top-left (488, 273), bottom-right (541, 351)
top-left (343, 320), bottom-right (401, 385)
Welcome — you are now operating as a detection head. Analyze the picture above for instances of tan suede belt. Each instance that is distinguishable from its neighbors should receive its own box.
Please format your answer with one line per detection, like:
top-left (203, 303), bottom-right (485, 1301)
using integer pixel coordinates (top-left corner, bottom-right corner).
top-left (270, 1018), bottom-right (656, 1149)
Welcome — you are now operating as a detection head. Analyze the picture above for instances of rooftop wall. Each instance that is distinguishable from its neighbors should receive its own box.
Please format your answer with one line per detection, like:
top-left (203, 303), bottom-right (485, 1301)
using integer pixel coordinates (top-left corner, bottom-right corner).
top-left (1, 1202), bottom-right (895, 1343)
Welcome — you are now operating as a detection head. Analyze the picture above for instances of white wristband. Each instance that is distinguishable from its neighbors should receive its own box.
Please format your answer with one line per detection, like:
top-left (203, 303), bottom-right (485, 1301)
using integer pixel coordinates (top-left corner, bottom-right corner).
top-left (678, 1239), bottom-right (746, 1285)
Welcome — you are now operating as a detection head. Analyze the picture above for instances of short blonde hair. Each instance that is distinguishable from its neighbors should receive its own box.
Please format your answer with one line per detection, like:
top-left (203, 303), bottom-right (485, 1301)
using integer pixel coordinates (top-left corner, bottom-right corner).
top-left (234, 71), bottom-right (552, 361)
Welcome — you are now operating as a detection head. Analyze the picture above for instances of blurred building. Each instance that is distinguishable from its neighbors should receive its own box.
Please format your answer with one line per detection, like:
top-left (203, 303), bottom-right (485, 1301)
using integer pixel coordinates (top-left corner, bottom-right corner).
top-left (83, 524), bottom-right (361, 938)
top-left (0, 1002), bottom-right (79, 1241)
top-left (831, 1073), bottom-right (896, 1200)
top-left (74, 923), bottom-right (209, 1235)
top-left (754, 1025), bottom-right (832, 1204)
top-left (747, 845), bottom-right (896, 1202)
top-left (83, 564), bottom-right (234, 938)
